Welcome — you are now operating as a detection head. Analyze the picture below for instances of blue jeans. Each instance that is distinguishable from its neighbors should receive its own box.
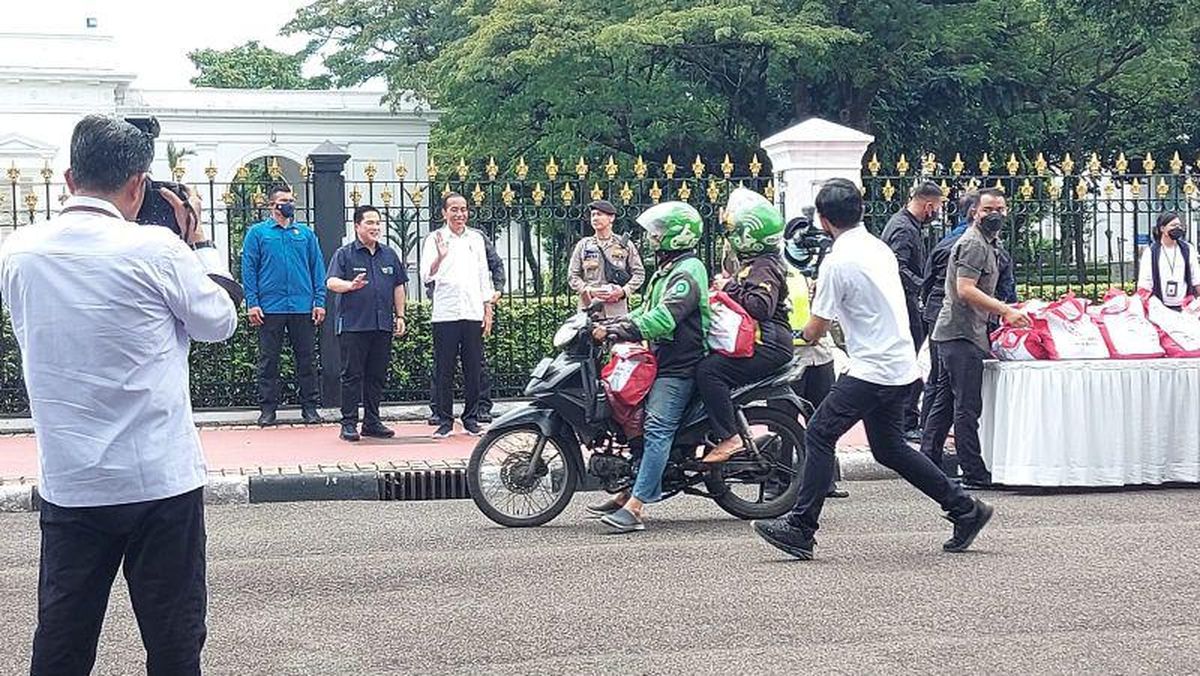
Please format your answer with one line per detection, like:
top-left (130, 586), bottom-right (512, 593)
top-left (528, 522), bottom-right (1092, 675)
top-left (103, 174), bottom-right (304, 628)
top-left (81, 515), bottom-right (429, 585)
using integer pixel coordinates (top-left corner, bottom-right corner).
top-left (631, 377), bottom-right (694, 503)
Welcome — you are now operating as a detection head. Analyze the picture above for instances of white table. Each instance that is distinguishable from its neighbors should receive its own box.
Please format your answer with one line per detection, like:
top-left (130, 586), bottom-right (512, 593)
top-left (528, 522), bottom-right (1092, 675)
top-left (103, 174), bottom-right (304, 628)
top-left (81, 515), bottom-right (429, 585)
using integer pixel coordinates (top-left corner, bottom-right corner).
top-left (980, 359), bottom-right (1200, 486)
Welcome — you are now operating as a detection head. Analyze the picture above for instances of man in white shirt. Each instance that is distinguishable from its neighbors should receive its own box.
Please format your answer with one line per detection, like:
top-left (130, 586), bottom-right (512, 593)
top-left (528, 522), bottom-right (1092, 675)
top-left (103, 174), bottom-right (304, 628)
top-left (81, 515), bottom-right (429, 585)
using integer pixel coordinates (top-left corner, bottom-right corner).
top-left (0, 115), bottom-right (238, 675)
top-left (751, 178), bottom-right (992, 560)
top-left (421, 192), bottom-right (495, 438)
top-left (1137, 212), bottom-right (1199, 309)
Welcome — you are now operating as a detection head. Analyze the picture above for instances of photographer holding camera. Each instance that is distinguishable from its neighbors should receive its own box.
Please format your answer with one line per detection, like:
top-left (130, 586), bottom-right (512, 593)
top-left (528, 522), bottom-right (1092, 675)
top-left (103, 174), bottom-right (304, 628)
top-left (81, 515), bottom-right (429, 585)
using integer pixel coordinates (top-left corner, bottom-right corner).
top-left (0, 115), bottom-right (238, 675)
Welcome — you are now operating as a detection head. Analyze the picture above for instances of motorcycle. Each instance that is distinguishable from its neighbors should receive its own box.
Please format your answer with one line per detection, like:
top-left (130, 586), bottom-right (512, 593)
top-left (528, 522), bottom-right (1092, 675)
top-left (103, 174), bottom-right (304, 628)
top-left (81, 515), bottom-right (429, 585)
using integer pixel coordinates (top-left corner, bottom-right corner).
top-left (467, 301), bottom-right (811, 528)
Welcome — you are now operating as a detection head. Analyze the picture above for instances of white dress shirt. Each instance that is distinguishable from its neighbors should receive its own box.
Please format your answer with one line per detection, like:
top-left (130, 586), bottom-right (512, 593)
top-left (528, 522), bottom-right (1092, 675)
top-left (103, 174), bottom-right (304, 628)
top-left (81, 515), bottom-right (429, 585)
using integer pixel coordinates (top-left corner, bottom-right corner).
top-left (0, 196), bottom-right (238, 507)
top-left (812, 225), bottom-right (920, 386)
top-left (420, 226), bottom-right (494, 323)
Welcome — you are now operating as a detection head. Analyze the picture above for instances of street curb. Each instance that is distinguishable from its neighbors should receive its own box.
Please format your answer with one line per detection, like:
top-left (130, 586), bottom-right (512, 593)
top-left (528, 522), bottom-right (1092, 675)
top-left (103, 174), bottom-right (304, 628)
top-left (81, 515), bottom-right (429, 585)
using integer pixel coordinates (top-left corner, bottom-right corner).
top-left (0, 449), bottom-right (923, 513)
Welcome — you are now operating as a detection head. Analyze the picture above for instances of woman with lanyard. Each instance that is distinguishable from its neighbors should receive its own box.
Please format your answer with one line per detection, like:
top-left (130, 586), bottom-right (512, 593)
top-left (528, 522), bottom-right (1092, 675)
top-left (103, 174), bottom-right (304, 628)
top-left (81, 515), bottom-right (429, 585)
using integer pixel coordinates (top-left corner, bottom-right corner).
top-left (1137, 212), bottom-right (1200, 310)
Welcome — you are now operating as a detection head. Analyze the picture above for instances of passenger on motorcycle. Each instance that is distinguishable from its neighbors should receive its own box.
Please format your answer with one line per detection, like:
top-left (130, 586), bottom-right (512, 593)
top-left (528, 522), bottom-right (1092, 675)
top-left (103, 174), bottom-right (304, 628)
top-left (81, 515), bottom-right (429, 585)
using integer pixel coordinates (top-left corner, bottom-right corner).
top-left (696, 188), bottom-right (793, 464)
top-left (588, 201), bottom-right (711, 533)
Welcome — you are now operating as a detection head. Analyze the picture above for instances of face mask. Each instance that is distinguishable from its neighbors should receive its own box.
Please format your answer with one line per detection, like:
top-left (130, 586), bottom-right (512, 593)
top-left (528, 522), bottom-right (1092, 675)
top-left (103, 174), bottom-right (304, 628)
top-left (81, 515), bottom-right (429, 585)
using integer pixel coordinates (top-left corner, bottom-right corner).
top-left (1168, 228), bottom-right (1184, 241)
top-left (278, 203), bottom-right (296, 220)
top-left (979, 212), bottom-right (1004, 236)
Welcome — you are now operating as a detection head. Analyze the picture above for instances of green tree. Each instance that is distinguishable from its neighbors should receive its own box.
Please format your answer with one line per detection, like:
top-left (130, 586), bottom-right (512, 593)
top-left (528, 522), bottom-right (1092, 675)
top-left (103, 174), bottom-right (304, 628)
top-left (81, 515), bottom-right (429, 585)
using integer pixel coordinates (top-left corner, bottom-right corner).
top-left (188, 40), bottom-right (332, 90)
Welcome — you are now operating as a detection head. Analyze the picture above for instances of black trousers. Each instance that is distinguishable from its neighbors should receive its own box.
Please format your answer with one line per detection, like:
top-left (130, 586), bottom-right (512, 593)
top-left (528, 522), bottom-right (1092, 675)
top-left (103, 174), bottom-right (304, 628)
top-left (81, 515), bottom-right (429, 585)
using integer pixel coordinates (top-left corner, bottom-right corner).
top-left (787, 375), bottom-right (974, 535)
top-left (339, 330), bottom-right (392, 427)
top-left (430, 349), bottom-right (492, 420)
top-left (695, 341), bottom-right (791, 440)
top-left (919, 319), bottom-right (940, 429)
top-left (904, 306), bottom-right (925, 431)
top-left (432, 320), bottom-right (484, 423)
top-left (31, 488), bottom-right (207, 676)
top-left (257, 313), bottom-right (319, 411)
top-left (920, 339), bottom-right (991, 483)
top-left (784, 360), bottom-right (841, 491)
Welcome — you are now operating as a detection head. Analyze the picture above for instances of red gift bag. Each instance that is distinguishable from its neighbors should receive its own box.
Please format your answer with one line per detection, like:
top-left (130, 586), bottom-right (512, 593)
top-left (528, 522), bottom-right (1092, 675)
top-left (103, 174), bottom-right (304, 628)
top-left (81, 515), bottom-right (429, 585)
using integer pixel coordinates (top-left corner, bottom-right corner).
top-left (601, 343), bottom-right (658, 439)
top-left (1090, 288), bottom-right (1165, 359)
top-left (1039, 293), bottom-right (1109, 360)
top-left (707, 290), bottom-right (757, 358)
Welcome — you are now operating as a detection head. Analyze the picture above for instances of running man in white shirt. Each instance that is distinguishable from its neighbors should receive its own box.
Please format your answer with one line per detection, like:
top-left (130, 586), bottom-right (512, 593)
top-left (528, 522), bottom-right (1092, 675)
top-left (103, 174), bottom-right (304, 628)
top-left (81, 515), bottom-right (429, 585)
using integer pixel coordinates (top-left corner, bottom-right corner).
top-left (0, 115), bottom-right (238, 675)
top-left (751, 178), bottom-right (993, 560)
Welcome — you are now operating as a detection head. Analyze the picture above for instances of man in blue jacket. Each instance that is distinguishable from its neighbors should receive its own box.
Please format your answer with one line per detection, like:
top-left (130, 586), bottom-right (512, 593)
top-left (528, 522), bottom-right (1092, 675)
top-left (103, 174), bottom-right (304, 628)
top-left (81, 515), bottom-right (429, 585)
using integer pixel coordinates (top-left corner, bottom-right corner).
top-left (241, 184), bottom-right (327, 426)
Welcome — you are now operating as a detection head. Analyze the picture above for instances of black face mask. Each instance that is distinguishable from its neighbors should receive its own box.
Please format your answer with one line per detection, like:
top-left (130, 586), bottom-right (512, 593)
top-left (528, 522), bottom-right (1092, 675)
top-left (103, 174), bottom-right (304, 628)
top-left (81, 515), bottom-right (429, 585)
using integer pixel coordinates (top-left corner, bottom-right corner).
top-left (1168, 228), bottom-right (1184, 242)
top-left (979, 212), bottom-right (1005, 236)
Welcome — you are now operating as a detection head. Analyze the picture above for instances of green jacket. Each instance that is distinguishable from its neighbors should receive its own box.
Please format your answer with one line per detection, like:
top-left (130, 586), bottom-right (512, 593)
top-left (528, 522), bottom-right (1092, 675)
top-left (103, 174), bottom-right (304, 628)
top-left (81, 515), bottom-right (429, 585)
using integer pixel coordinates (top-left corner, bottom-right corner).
top-left (628, 252), bottom-right (711, 377)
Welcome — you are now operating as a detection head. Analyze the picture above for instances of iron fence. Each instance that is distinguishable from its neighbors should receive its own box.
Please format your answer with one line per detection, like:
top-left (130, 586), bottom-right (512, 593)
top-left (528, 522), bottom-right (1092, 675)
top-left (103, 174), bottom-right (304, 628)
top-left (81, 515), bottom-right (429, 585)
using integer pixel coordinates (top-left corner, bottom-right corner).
top-left (0, 153), bottom-right (774, 414)
top-left (861, 151), bottom-right (1200, 297)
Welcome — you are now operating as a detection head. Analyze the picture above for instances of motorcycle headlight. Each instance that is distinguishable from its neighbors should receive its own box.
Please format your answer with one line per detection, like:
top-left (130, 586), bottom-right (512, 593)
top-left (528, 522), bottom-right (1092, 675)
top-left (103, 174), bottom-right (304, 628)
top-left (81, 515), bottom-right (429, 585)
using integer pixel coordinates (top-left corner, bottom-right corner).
top-left (553, 313), bottom-right (586, 349)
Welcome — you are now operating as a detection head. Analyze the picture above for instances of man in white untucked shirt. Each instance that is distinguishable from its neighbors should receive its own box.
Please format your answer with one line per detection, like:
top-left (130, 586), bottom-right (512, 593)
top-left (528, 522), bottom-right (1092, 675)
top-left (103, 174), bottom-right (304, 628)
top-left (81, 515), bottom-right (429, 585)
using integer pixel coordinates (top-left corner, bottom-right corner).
top-left (420, 192), bottom-right (495, 438)
top-left (0, 115), bottom-right (238, 676)
top-left (751, 178), bottom-right (993, 562)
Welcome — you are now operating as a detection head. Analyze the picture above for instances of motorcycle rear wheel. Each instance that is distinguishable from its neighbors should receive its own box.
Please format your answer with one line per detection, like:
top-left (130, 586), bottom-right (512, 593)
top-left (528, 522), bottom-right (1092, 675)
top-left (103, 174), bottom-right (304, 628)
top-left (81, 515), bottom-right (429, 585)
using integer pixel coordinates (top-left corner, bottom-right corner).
top-left (707, 405), bottom-right (805, 520)
top-left (467, 426), bottom-right (579, 528)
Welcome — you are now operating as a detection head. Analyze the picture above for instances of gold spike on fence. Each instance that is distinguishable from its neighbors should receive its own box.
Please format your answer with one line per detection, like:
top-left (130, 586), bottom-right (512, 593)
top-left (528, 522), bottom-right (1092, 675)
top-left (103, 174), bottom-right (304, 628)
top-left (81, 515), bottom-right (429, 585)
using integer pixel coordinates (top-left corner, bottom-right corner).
top-left (486, 156), bottom-right (499, 181)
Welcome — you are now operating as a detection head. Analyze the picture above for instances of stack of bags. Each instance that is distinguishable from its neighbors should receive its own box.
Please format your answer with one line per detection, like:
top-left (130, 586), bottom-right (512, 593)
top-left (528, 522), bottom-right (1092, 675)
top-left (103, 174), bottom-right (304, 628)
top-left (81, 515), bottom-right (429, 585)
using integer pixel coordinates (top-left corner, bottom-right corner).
top-left (991, 289), bottom-right (1200, 360)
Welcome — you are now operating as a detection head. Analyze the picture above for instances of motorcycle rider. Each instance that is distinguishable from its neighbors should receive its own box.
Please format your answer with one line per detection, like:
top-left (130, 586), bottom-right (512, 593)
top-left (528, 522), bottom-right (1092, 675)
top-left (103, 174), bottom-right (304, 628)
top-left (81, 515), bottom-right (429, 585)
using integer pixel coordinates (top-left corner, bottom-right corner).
top-left (696, 188), bottom-right (793, 464)
top-left (588, 201), bottom-right (711, 533)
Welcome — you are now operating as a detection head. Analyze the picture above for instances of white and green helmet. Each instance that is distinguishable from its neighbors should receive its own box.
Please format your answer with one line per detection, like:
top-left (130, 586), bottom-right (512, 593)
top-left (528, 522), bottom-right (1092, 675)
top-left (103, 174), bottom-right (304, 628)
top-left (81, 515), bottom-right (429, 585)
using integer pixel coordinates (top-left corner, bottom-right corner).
top-left (723, 187), bottom-right (784, 254)
top-left (636, 201), bottom-right (703, 252)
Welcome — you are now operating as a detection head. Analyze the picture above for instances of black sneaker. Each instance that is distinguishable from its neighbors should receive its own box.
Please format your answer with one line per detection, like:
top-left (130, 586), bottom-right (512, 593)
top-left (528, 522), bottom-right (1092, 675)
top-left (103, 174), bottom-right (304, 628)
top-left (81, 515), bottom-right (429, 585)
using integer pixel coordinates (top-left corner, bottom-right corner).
top-left (752, 518), bottom-right (815, 560)
top-left (961, 476), bottom-right (995, 491)
top-left (361, 425), bottom-right (396, 439)
top-left (477, 411), bottom-right (494, 424)
top-left (426, 415), bottom-right (441, 426)
top-left (433, 422), bottom-right (453, 439)
top-left (463, 419), bottom-right (485, 436)
top-left (257, 410), bottom-right (277, 427)
top-left (903, 428), bottom-right (924, 443)
top-left (943, 498), bottom-right (994, 552)
top-left (339, 424), bottom-right (360, 442)
top-left (301, 408), bottom-right (323, 425)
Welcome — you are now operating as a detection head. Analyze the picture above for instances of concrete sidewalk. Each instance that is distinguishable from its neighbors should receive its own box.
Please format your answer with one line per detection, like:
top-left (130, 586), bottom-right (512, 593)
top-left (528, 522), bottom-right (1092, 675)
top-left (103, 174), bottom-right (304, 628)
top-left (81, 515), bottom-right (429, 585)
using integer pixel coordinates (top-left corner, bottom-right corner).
top-left (0, 402), bottom-right (903, 512)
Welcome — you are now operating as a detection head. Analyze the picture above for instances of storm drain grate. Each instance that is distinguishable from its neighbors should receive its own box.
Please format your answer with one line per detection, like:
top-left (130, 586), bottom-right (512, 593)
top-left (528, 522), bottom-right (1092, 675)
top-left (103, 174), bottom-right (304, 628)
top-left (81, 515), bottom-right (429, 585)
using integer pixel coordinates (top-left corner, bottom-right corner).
top-left (379, 469), bottom-right (470, 501)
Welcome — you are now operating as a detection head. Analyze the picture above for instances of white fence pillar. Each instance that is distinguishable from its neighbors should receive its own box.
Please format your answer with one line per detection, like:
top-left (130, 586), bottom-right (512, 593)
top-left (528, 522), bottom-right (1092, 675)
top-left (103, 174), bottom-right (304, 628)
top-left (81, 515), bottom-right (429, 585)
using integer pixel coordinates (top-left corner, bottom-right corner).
top-left (760, 118), bottom-right (875, 219)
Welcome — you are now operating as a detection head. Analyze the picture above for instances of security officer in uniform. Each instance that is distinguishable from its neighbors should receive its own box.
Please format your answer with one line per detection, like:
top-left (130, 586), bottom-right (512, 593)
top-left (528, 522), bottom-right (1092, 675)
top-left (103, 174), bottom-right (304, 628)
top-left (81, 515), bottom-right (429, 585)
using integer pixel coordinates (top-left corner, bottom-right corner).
top-left (326, 204), bottom-right (409, 442)
top-left (568, 199), bottom-right (646, 318)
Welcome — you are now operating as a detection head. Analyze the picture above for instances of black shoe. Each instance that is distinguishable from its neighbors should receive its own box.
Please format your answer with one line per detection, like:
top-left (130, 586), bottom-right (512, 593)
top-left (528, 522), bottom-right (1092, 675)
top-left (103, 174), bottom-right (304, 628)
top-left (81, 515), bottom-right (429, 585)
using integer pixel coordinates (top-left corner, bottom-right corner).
top-left (903, 428), bottom-right (924, 443)
top-left (301, 408), bottom-right (323, 425)
top-left (943, 498), bottom-right (994, 552)
top-left (752, 519), bottom-right (815, 560)
top-left (600, 507), bottom-right (645, 533)
top-left (339, 424), bottom-right (360, 442)
top-left (257, 410), bottom-right (277, 427)
top-left (477, 411), bottom-right (493, 424)
top-left (426, 415), bottom-right (441, 426)
top-left (433, 422), bottom-right (454, 439)
top-left (961, 477), bottom-right (995, 491)
top-left (463, 419), bottom-right (485, 436)
top-left (361, 425), bottom-right (395, 439)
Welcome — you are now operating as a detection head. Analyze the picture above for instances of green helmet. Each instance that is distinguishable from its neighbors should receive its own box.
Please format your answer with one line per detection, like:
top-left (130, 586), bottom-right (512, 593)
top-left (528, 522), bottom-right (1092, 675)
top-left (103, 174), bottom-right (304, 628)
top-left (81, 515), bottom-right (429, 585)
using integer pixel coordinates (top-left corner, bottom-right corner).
top-left (636, 201), bottom-right (702, 252)
top-left (723, 187), bottom-right (784, 254)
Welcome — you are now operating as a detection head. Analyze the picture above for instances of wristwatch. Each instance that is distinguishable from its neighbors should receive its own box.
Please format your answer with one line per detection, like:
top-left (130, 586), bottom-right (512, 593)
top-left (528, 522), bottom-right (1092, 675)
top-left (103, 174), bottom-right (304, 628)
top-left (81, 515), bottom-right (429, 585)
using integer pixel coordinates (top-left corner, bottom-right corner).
top-left (191, 240), bottom-right (216, 251)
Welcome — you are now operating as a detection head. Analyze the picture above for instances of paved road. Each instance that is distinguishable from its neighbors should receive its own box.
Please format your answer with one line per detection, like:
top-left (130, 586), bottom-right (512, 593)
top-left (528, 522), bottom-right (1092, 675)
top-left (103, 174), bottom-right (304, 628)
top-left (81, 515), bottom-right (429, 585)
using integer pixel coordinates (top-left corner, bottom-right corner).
top-left (2, 481), bottom-right (1198, 674)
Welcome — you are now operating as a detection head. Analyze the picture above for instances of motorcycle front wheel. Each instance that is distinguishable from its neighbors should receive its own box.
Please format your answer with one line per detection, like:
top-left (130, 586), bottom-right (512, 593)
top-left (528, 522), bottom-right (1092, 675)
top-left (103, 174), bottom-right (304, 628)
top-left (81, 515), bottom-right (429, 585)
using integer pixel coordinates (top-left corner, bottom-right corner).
top-left (467, 426), bottom-right (579, 527)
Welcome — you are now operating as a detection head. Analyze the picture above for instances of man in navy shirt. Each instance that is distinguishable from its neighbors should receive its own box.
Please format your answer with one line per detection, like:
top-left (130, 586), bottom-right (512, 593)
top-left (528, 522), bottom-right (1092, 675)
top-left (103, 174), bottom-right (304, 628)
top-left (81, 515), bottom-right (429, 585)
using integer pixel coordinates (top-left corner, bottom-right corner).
top-left (241, 184), bottom-right (327, 426)
top-left (326, 205), bottom-right (409, 441)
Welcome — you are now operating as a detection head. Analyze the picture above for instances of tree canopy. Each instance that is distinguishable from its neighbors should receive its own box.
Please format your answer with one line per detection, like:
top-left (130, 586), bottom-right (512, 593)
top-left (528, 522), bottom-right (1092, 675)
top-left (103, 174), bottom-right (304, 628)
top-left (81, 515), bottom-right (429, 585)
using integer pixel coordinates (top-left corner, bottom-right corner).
top-left (188, 40), bottom-right (331, 90)
top-left (191, 1), bottom-right (1200, 167)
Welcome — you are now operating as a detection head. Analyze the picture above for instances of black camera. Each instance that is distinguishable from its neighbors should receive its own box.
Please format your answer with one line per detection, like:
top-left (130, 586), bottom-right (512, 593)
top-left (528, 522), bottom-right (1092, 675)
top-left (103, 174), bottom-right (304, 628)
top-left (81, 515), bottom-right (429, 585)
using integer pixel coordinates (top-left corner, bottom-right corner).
top-left (124, 116), bottom-right (194, 237)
